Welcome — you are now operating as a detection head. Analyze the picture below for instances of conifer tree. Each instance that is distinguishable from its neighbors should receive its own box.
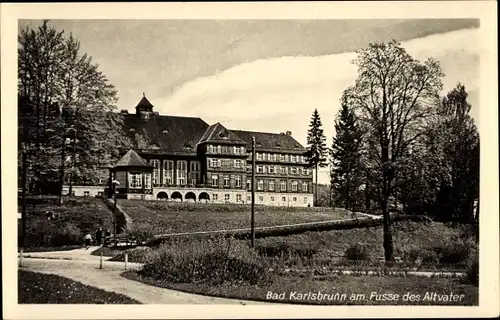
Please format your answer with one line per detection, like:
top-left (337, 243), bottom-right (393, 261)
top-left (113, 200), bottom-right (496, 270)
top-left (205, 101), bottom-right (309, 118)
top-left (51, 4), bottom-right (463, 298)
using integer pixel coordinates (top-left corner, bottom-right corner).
top-left (306, 109), bottom-right (328, 206)
top-left (331, 94), bottom-right (363, 210)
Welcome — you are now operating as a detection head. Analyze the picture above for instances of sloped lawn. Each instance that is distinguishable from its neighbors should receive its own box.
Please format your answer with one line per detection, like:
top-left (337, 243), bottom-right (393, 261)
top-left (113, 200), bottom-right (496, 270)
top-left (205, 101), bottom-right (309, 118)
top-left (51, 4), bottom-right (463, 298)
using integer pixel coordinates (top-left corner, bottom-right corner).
top-left (19, 196), bottom-right (113, 248)
top-left (120, 199), bottom-right (357, 240)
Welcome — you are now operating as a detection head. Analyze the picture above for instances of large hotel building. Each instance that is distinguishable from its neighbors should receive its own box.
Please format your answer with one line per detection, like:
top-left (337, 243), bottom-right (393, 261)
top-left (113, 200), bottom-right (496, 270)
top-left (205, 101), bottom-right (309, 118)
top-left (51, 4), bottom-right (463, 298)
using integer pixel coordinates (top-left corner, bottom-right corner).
top-left (67, 95), bottom-right (314, 207)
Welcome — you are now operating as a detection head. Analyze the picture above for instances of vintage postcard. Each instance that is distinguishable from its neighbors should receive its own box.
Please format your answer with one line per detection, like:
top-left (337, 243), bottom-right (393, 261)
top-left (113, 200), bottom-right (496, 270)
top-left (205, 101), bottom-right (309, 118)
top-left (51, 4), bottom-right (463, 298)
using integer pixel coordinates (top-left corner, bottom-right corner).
top-left (1, 1), bottom-right (498, 319)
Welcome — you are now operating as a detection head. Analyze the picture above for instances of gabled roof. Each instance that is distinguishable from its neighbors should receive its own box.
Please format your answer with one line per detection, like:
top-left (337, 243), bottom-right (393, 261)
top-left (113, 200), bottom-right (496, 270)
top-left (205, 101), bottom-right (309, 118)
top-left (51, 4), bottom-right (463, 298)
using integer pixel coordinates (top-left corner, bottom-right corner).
top-left (232, 130), bottom-right (306, 153)
top-left (135, 95), bottom-right (154, 111)
top-left (198, 122), bottom-right (247, 145)
top-left (122, 114), bottom-right (209, 155)
top-left (114, 149), bottom-right (152, 168)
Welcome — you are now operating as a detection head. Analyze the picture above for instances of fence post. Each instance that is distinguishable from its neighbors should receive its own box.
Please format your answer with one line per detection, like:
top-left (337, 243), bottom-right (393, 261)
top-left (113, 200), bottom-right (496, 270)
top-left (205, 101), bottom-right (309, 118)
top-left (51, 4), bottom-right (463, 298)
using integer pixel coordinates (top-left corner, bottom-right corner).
top-left (124, 253), bottom-right (128, 270)
top-left (100, 252), bottom-right (103, 269)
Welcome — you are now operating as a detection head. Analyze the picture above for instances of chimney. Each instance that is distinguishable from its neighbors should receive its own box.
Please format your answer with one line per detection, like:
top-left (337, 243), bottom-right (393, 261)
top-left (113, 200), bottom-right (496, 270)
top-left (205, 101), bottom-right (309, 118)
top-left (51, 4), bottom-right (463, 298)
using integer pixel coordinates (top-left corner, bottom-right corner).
top-left (286, 131), bottom-right (292, 136)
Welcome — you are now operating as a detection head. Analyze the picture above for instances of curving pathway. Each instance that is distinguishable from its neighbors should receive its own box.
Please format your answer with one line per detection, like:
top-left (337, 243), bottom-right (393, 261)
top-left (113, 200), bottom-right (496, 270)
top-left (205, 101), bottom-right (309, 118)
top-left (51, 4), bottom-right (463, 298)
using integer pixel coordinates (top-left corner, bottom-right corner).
top-left (19, 248), bottom-right (266, 305)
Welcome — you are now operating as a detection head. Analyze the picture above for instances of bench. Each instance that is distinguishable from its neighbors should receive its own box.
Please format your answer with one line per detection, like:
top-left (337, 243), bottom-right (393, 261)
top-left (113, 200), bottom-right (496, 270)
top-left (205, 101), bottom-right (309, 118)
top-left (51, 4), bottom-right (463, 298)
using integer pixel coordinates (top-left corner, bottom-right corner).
top-left (104, 234), bottom-right (137, 247)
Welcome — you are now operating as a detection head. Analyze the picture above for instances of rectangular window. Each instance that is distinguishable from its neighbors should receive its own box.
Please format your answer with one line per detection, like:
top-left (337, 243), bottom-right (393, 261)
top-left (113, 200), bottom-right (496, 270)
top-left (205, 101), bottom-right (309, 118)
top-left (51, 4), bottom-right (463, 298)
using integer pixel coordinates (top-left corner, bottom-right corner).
top-left (270, 196), bottom-right (275, 202)
top-left (83, 191), bottom-right (90, 197)
top-left (293, 196), bottom-right (297, 202)
top-left (285, 154), bottom-right (289, 162)
top-left (302, 167), bottom-right (307, 175)
top-left (291, 167), bottom-right (297, 175)
top-left (257, 153), bottom-right (263, 160)
top-left (225, 194), bottom-right (230, 202)
top-left (304, 197), bottom-right (307, 203)
top-left (280, 181), bottom-right (286, 191)
top-left (213, 193), bottom-right (218, 201)
top-left (163, 160), bottom-right (174, 185)
top-left (224, 176), bottom-right (230, 187)
top-left (217, 145), bottom-right (222, 154)
top-left (236, 194), bottom-right (242, 202)
top-left (259, 196), bottom-right (264, 201)
top-left (190, 161), bottom-right (200, 185)
top-left (257, 165), bottom-right (263, 173)
top-left (292, 181), bottom-right (298, 192)
top-left (129, 172), bottom-right (142, 189)
top-left (247, 195), bottom-right (251, 201)
top-left (291, 155), bottom-right (296, 163)
top-left (145, 173), bottom-right (152, 189)
top-left (282, 196), bottom-right (286, 202)
top-left (222, 145), bottom-right (228, 154)
top-left (280, 154), bottom-right (285, 162)
top-left (302, 182), bottom-right (308, 192)
top-left (257, 180), bottom-right (264, 191)
top-left (235, 175), bottom-right (242, 187)
top-left (267, 153), bottom-right (272, 161)
top-left (273, 154), bottom-right (277, 161)
top-left (247, 180), bottom-right (251, 190)
top-left (234, 159), bottom-right (242, 168)
top-left (280, 166), bottom-right (285, 174)
top-left (212, 175), bottom-right (218, 187)
top-left (150, 159), bottom-right (160, 185)
top-left (269, 181), bottom-right (275, 191)
top-left (246, 164), bottom-right (252, 172)
top-left (268, 166), bottom-right (275, 174)
top-left (177, 160), bottom-right (187, 185)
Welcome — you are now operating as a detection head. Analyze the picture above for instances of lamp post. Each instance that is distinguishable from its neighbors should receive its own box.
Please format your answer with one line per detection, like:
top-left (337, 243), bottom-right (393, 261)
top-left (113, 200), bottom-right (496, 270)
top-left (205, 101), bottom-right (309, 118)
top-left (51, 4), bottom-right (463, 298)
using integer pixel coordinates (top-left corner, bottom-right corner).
top-left (67, 127), bottom-right (77, 197)
top-left (251, 137), bottom-right (256, 248)
top-left (112, 179), bottom-right (120, 247)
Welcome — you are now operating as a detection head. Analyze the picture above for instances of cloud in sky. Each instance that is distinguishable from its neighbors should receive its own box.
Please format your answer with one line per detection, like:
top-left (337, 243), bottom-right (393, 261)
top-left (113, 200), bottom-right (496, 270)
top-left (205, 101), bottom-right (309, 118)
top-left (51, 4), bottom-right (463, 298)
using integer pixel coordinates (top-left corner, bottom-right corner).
top-left (150, 27), bottom-right (480, 184)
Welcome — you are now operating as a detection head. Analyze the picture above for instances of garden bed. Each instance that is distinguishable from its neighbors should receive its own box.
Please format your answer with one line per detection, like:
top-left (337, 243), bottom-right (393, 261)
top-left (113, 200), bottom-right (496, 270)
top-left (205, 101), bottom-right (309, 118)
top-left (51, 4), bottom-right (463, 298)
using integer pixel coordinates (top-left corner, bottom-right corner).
top-left (18, 270), bottom-right (140, 304)
top-left (123, 271), bottom-right (477, 305)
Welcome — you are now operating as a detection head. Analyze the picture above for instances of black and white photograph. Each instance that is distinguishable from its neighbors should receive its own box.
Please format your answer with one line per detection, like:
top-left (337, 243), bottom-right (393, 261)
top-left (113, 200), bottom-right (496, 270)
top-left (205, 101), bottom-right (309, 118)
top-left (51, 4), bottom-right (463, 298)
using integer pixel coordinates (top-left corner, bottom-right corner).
top-left (2, 2), bottom-right (498, 319)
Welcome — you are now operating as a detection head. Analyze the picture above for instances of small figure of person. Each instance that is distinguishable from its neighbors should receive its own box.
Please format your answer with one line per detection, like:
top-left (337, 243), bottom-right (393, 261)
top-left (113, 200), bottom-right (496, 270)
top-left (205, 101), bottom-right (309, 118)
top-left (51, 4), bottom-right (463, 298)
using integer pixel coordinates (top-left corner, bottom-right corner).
top-left (95, 228), bottom-right (102, 246)
top-left (84, 233), bottom-right (92, 249)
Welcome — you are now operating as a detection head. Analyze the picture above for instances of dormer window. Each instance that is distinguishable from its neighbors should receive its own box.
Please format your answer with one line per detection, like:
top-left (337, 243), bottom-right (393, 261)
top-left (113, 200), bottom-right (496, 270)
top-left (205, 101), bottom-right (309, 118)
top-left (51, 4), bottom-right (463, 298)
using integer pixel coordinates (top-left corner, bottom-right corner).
top-left (162, 129), bottom-right (169, 134)
top-left (184, 142), bottom-right (193, 149)
top-left (219, 129), bottom-right (229, 139)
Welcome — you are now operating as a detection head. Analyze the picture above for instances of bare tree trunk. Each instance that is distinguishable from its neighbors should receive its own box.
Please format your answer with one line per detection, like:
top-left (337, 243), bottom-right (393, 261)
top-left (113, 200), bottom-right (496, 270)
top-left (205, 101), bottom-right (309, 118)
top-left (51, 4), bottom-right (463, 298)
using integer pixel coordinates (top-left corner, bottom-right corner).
top-left (382, 145), bottom-right (394, 262)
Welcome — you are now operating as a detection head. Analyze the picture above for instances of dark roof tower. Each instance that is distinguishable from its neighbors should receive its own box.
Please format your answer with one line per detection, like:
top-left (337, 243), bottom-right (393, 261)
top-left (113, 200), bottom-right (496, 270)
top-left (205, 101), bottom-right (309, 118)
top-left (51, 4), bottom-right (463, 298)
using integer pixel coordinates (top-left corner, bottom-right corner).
top-left (135, 92), bottom-right (154, 115)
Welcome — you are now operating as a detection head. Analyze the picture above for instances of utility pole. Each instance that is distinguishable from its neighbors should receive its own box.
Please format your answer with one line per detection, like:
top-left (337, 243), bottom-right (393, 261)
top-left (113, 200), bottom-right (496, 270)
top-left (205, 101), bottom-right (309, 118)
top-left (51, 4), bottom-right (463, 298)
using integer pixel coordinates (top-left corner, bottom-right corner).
top-left (58, 132), bottom-right (66, 206)
top-left (69, 130), bottom-right (76, 197)
top-left (21, 149), bottom-right (28, 250)
top-left (251, 136), bottom-right (256, 248)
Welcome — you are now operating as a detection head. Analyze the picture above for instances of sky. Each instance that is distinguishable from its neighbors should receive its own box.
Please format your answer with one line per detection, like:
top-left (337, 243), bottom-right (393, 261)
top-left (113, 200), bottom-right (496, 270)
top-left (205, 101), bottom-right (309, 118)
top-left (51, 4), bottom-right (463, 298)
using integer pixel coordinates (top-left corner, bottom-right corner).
top-left (20, 19), bottom-right (480, 184)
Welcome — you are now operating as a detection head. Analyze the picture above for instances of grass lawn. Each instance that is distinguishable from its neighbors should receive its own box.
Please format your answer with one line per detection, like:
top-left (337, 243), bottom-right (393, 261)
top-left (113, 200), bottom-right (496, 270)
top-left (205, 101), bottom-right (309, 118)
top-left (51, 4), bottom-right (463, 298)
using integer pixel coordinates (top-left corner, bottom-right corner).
top-left (18, 270), bottom-right (140, 304)
top-left (120, 199), bottom-right (357, 236)
top-left (19, 196), bottom-right (113, 248)
top-left (123, 271), bottom-right (477, 305)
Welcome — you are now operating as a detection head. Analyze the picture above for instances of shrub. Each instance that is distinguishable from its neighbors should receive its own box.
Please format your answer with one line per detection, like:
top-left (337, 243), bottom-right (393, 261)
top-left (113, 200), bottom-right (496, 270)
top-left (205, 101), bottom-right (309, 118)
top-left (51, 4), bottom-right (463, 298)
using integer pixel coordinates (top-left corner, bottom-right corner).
top-left (139, 237), bottom-right (272, 286)
top-left (344, 244), bottom-right (370, 261)
top-left (403, 248), bottom-right (439, 266)
top-left (465, 253), bottom-right (479, 286)
top-left (110, 247), bottom-right (154, 263)
top-left (436, 242), bottom-right (470, 265)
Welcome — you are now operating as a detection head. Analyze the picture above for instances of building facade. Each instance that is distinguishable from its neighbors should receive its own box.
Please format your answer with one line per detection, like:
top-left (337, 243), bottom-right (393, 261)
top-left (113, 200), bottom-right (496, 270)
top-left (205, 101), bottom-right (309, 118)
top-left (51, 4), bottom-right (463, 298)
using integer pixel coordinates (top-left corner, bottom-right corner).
top-left (78, 95), bottom-right (314, 207)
